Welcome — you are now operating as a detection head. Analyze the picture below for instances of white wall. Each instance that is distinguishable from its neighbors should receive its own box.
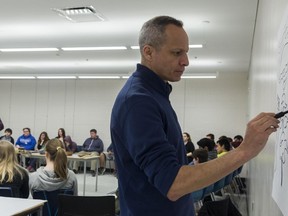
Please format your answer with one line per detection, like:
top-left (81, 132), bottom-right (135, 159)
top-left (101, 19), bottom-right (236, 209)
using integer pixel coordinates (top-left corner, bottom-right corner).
top-left (0, 72), bottom-right (248, 150)
top-left (248, 0), bottom-right (287, 215)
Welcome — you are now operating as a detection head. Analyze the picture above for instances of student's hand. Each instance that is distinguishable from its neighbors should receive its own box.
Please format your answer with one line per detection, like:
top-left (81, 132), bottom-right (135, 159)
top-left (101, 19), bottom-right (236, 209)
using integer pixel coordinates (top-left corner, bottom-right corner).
top-left (239, 112), bottom-right (279, 158)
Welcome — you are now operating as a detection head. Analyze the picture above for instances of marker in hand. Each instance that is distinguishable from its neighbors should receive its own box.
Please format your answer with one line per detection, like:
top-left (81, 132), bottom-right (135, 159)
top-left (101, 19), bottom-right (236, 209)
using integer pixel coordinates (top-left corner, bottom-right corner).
top-left (274, 110), bottom-right (288, 119)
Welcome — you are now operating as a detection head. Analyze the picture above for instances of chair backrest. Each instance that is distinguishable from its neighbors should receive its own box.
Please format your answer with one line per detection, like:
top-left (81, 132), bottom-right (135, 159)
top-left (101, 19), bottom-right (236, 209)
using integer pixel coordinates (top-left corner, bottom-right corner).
top-left (32, 189), bottom-right (74, 216)
top-left (58, 194), bottom-right (115, 216)
top-left (192, 188), bottom-right (204, 202)
top-left (0, 186), bottom-right (13, 197)
top-left (203, 184), bottom-right (214, 198)
top-left (224, 173), bottom-right (234, 186)
top-left (213, 177), bottom-right (226, 192)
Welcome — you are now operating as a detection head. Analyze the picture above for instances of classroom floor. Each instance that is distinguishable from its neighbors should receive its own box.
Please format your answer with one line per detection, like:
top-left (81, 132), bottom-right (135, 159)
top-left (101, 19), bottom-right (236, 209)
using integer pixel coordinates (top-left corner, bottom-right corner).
top-left (76, 170), bottom-right (118, 196)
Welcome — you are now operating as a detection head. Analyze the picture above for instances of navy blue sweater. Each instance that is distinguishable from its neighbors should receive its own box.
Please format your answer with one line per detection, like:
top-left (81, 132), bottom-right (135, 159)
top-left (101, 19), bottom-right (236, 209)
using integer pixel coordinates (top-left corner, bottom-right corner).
top-left (111, 64), bottom-right (194, 216)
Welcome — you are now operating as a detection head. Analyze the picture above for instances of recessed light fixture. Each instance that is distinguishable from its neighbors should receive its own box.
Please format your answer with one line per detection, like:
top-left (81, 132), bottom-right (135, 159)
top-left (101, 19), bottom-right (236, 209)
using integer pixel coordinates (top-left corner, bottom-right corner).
top-left (0, 48), bottom-right (59, 52)
top-left (62, 46), bottom-right (127, 51)
top-left (52, 6), bottom-right (106, 22)
top-left (37, 76), bottom-right (77, 79)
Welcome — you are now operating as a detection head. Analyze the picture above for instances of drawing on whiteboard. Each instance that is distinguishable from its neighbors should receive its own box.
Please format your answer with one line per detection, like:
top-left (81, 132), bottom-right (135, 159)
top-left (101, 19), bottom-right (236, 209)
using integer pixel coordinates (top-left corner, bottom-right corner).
top-left (272, 6), bottom-right (288, 216)
top-left (277, 30), bottom-right (288, 187)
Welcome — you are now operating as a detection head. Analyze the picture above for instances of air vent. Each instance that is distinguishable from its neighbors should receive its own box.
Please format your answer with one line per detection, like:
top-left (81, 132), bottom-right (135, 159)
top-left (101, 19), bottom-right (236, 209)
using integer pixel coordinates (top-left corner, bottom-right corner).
top-left (52, 6), bottom-right (106, 22)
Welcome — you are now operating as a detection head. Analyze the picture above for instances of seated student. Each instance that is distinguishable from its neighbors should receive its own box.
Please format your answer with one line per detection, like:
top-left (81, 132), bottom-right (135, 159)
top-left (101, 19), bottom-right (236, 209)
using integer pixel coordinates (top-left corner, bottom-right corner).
top-left (15, 127), bottom-right (36, 150)
top-left (197, 138), bottom-right (217, 160)
top-left (27, 131), bottom-right (50, 172)
top-left (0, 140), bottom-right (29, 198)
top-left (64, 135), bottom-right (77, 153)
top-left (64, 135), bottom-right (77, 170)
top-left (216, 138), bottom-right (231, 157)
top-left (99, 143), bottom-right (115, 175)
top-left (231, 135), bottom-right (243, 149)
top-left (0, 128), bottom-right (14, 144)
top-left (192, 149), bottom-right (209, 165)
top-left (183, 132), bottom-right (195, 163)
top-left (73, 129), bottom-right (104, 177)
top-left (29, 138), bottom-right (78, 195)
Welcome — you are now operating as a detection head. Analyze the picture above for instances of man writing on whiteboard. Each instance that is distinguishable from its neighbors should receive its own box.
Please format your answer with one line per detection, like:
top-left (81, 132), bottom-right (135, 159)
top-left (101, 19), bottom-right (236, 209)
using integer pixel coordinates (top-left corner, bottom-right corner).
top-left (110, 16), bottom-right (279, 216)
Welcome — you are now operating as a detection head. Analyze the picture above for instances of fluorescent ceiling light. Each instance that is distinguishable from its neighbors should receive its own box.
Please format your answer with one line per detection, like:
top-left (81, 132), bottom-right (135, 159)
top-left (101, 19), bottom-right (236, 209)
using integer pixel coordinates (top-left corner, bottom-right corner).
top-left (189, 44), bottom-right (203, 48)
top-left (121, 76), bottom-right (130, 79)
top-left (0, 76), bottom-right (35, 79)
top-left (78, 76), bottom-right (120, 79)
top-left (130, 46), bottom-right (140, 50)
top-left (0, 48), bottom-right (59, 52)
top-left (131, 44), bottom-right (203, 49)
top-left (181, 75), bottom-right (217, 79)
top-left (62, 46), bottom-right (127, 51)
top-left (37, 76), bottom-right (76, 79)
top-left (182, 72), bottom-right (218, 79)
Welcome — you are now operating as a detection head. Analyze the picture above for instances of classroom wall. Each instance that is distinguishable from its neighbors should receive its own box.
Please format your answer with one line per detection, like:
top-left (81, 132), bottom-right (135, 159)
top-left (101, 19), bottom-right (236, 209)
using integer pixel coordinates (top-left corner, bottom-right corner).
top-left (248, 0), bottom-right (287, 215)
top-left (0, 72), bottom-right (248, 150)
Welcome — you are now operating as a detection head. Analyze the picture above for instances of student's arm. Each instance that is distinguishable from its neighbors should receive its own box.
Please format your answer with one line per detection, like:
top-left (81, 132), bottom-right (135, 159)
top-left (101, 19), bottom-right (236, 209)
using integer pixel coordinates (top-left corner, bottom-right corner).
top-left (167, 112), bottom-right (279, 201)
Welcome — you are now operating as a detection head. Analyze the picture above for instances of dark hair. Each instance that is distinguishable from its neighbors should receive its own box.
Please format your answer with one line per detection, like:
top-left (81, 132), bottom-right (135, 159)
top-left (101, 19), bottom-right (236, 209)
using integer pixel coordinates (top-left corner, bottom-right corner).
top-left (218, 135), bottom-right (227, 140)
top-left (64, 135), bottom-right (73, 145)
top-left (38, 131), bottom-right (50, 144)
top-left (192, 149), bottom-right (208, 163)
top-left (206, 133), bottom-right (215, 140)
top-left (23, 127), bottom-right (31, 133)
top-left (139, 16), bottom-right (183, 53)
top-left (45, 138), bottom-right (67, 180)
top-left (183, 132), bottom-right (191, 142)
top-left (57, 128), bottom-right (66, 138)
top-left (197, 138), bottom-right (215, 151)
top-left (217, 139), bottom-right (231, 151)
top-left (234, 135), bottom-right (243, 141)
top-left (90, 129), bottom-right (97, 133)
top-left (4, 128), bottom-right (12, 134)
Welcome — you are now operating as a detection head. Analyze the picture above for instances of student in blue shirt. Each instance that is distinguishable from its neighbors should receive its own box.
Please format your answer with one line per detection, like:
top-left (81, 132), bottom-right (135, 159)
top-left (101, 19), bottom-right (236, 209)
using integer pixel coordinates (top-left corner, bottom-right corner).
top-left (110, 15), bottom-right (279, 216)
top-left (15, 127), bottom-right (36, 150)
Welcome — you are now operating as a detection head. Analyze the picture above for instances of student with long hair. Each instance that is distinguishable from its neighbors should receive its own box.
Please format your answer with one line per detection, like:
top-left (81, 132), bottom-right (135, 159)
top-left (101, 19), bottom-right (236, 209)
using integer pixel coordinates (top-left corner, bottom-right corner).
top-left (183, 132), bottom-right (195, 163)
top-left (0, 140), bottom-right (29, 198)
top-left (29, 138), bottom-right (78, 195)
top-left (27, 131), bottom-right (50, 172)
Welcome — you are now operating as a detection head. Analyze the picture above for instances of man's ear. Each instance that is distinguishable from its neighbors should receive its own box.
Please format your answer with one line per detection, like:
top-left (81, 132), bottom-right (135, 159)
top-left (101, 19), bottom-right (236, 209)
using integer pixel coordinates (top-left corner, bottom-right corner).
top-left (142, 45), bottom-right (154, 61)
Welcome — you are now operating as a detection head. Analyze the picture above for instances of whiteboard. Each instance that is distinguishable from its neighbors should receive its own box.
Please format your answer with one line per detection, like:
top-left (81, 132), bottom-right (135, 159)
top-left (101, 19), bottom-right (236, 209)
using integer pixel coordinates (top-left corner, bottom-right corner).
top-left (272, 5), bottom-right (288, 216)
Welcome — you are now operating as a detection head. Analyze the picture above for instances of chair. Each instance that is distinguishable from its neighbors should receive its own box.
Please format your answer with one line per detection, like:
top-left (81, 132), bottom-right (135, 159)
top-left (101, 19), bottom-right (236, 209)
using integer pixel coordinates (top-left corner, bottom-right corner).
top-left (192, 188), bottom-right (204, 202)
top-left (32, 189), bottom-right (74, 216)
top-left (213, 177), bottom-right (226, 193)
top-left (58, 194), bottom-right (115, 216)
top-left (106, 156), bottom-right (115, 173)
top-left (0, 186), bottom-right (13, 197)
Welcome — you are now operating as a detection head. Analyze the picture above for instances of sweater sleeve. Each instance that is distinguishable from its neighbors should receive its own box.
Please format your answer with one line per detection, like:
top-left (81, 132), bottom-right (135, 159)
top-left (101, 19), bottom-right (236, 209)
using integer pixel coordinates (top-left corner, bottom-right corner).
top-left (121, 96), bottom-right (182, 197)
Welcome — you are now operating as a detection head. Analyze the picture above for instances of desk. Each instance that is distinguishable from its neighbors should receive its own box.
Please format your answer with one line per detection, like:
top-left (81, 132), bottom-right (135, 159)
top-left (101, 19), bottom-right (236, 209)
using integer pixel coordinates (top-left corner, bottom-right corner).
top-left (22, 153), bottom-right (99, 196)
top-left (0, 196), bottom-right (46, 216)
